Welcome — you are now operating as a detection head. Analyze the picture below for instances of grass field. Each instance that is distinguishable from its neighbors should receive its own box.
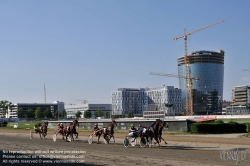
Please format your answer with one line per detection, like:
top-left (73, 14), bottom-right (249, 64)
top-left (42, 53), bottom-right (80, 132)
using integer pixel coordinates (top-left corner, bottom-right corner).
top-left (219, 118), bottom-right (250, 123)
top-left (7, 121), bottom-right (43, 129)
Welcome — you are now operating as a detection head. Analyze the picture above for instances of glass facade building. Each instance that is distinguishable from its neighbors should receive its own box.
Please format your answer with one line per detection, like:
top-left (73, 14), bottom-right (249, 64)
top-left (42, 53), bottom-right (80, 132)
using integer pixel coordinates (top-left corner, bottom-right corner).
top-left (177, 50), bottom-right (224, 115)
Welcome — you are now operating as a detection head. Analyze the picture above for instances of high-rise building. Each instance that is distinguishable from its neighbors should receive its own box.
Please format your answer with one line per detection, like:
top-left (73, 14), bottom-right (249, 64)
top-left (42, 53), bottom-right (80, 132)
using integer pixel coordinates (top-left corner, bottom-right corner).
top-left (177, 50), bottom-right (225, 115)
top-left (111, 85), bottom-right (182, 116)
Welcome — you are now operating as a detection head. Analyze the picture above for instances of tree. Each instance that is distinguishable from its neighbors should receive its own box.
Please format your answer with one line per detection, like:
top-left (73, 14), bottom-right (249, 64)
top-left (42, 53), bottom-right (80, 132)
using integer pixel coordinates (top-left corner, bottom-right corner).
top-left (54, 110), bottom-right (59, 119)
top-left (18, 108), bottom-right (25, 118)
top-left (61, 109), bottom-right (67, 118)
top-left (105, 112), bottom-right (110, 118)
top-left (43, 108), bottom-right (52, 118)
top-left (75, 111), bottom-right (82, 118)
top-left (0, 100), bottom-right (9, 118)
top-left (84, 110), bottom-right (91, 119)
top-left (35, 107), bottom-right (42, 119)
top-left (26, 108), bottom-right (34, 118)
top-left (7, 102), bottom-right (15, 118)
top-left (94, 109), bottom-right (103, 117)
top-left (128, 111), bottom-right (132, 118)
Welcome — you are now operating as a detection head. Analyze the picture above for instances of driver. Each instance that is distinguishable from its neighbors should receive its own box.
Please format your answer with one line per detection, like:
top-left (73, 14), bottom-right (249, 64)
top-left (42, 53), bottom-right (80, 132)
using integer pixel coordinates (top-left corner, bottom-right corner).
top-left (136, 124), bottom-right (144, 136)
top-left (55, 123), bottom-right (63, 135)
top-left (93, 123), bottom-right (99, 136)
top-left (128, 124), bottom-right (136, 137)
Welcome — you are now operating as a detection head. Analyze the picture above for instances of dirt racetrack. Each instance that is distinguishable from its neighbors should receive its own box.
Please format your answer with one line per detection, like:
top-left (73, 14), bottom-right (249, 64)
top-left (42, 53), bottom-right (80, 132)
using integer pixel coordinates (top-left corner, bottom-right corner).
top-left (0, 128), bottom-right (250, 166)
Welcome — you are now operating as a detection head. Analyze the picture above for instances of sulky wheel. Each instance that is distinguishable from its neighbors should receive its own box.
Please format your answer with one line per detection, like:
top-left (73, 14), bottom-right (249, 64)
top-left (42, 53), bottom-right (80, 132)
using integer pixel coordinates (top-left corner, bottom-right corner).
top-left (123, 136), bottom-right (129, 148)
top-left (30, 132), bottom-right (33, 139)
top-left (53, 134), bottom-right (57, 142)
top-left (88, 135), bottom-right (93, 144)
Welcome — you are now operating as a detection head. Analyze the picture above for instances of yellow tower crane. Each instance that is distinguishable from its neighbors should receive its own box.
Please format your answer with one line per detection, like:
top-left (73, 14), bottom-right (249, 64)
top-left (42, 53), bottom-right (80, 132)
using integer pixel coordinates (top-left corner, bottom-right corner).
top-left (173, 20), bottom-right (224, 115)
top-left (149, 72), bottom-right (200, 115)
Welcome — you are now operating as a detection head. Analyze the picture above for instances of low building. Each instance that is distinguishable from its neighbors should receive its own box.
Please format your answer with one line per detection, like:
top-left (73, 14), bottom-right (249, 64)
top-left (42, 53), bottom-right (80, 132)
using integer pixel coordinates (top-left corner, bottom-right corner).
top-left (65, 103), bottom-right (111, 118)
top-left (7, 101), bottom-right (64, 118)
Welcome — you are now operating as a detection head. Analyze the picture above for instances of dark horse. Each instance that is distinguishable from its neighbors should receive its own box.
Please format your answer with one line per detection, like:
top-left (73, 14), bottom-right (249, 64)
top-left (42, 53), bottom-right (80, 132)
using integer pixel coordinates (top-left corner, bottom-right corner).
top-left (102, 119), bottom-right (117, 143)
top-left (144, 119), bottom-right (161, 147)
top-left (65, 119), bottom-right (79, 142)
top-left (157, 120), bottom-right (168, 144)
top-left (33, 121), bottom-right (49, 139)
top-left (94, 128), bottom-right (104, 144)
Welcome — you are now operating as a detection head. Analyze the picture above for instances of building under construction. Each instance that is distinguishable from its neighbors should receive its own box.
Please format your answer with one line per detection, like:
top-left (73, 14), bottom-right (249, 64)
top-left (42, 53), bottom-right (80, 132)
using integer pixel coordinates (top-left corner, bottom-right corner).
top-left (226, 85), bottom-right (250, 115)
top-left (177, 50), bottom-right (225, 115)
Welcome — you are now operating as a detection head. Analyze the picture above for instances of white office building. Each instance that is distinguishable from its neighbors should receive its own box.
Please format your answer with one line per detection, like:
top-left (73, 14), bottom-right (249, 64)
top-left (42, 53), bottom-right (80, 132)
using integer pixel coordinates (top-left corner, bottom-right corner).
top-left (65, 103), bottom-right (111, 118)
top-left (111, 85), bottom-right (182, 116)
top-left (111, 88), bottom-right (148, 115)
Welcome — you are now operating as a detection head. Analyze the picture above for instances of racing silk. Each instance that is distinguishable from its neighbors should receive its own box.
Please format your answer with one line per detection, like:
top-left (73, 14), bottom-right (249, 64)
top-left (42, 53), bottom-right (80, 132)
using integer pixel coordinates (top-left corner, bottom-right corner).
top-left (94, 126), bottom-right (99, 131)
top-left (137, 127), bottom-right (143, 133)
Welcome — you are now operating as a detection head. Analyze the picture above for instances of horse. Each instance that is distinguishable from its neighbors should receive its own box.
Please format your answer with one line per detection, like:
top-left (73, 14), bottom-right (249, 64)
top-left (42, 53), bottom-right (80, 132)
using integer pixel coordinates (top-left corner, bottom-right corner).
top-left (33, 121), bottom-right (49, 139)
top-left (65, 119), bottom-right (79, 142)
top-left (92, 128), bottom-right (103, 144)
top-left (102, 119), bottom-right (117, 143)
top-left (157, 120), bottom-right (169, 144)
top-left (144, 119), bottom-right (161, 147)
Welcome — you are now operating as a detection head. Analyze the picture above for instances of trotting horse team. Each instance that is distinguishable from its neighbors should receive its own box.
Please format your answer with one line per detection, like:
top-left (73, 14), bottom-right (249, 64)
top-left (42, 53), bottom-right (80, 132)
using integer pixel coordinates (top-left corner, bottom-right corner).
top-left (32, 118), bottom-right (169, 147)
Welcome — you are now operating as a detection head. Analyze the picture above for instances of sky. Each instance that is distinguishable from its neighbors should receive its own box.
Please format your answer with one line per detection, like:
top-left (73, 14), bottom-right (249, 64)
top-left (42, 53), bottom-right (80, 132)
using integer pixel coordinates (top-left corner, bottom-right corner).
top-left (0, 0), bottom-right (250, 104)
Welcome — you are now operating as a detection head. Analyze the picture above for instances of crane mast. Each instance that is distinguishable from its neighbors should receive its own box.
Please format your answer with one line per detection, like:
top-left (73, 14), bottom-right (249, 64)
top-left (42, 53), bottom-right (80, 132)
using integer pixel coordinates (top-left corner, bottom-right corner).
top-left (174, 20), bottom-right (224, 115)
top-left (149, 72), bottom-right (200, 115)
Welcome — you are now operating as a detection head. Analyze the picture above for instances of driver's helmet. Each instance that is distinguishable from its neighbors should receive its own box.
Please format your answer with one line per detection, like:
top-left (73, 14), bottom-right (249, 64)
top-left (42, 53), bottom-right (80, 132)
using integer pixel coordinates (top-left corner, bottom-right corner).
top-left (131, 124), bottom-right (135, 127)
top-left (58, 123), bottom-right (60, 126)
top-left (60, 123), bottom-right (63, 127)
top-left (138, 124), bottom-right (142, 127)
top-left (94, 123), bottom-right (98, 126)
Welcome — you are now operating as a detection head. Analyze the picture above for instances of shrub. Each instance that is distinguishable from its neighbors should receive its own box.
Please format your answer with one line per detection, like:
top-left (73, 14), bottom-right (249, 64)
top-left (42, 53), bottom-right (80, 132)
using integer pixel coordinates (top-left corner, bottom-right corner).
top-left (227, 120), bottom-right (237, 125)
top-left (214, 119), bottom-right (224, 124)
top-left (2, 120), bottom-right (8, 125)
top-left (246, 123), bottom-right (250, 133)
top-left (191, 123), bottom-right (246, 134)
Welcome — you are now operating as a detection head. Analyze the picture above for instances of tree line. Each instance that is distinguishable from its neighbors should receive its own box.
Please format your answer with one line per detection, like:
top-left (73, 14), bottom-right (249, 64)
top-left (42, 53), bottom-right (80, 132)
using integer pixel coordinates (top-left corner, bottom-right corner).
top-left (17, 107), bottom-right (67, 119)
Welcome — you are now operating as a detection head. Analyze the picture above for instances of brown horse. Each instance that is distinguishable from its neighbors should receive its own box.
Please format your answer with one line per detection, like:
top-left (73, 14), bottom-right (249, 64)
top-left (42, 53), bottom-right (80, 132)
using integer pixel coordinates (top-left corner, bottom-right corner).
top-left (65, 119), bottom-right (79, 142)
top-left (33, 121), bottom-right (49, 139)
top-left (92, 128), bottom-right (103, 144)
top-left (102, 119), bottom-right (117, 143)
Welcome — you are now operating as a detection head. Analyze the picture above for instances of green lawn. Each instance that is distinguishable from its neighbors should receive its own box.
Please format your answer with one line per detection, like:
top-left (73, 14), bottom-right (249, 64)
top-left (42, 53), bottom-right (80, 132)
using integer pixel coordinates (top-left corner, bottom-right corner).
top-left (7, 121), bottom-right (43, 129)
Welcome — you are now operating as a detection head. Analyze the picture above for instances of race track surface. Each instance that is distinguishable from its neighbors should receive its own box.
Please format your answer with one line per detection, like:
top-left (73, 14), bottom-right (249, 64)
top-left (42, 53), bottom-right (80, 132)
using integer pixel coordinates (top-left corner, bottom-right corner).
top-left (0, 129), bottom-right (249, 166)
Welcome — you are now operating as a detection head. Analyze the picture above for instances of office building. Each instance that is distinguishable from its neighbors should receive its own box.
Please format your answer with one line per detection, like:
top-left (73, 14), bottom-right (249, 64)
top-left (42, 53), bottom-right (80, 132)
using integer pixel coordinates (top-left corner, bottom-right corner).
top-left (65, 103), bottom-right (111, 118)
top-left (8, 101), bottom-right (64, 118)
top-left (177, 50), bottom-right (224, 115)
top-left (111, 85), bottom-right (182, 116)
